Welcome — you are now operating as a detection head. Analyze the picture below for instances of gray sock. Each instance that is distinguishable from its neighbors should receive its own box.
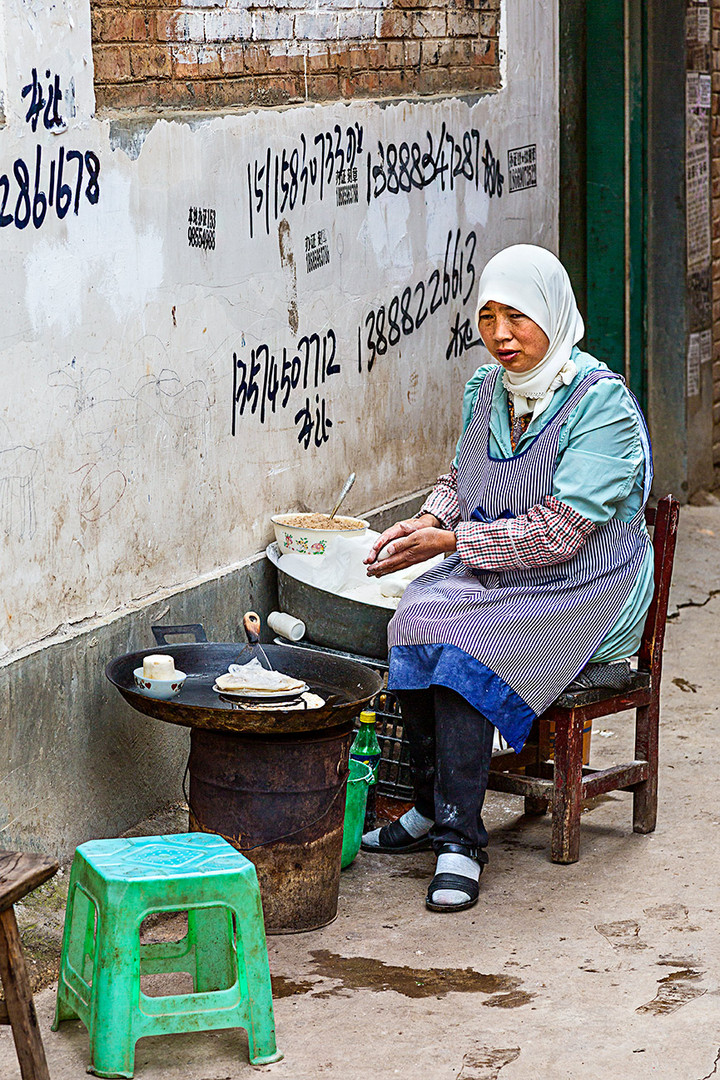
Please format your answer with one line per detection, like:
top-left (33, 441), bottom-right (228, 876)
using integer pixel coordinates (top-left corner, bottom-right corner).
top-left (362, 806), bottom-right (434, 847)
top-left (399, 806), bottom-right (434, 838)
top-left (430, 852), bottom-right (480, 906)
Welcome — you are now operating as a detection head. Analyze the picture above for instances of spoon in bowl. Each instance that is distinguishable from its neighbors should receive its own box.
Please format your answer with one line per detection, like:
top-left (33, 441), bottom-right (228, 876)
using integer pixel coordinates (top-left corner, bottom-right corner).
top-left (329, 473), bottom-right (356, 519)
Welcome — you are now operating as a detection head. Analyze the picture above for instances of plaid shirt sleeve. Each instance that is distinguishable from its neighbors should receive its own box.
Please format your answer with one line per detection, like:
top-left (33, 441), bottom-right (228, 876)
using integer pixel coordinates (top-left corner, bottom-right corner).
top-left (455, 496), bottom-right (596, 571)
top-left (418, 464), bottom-right (461, 529)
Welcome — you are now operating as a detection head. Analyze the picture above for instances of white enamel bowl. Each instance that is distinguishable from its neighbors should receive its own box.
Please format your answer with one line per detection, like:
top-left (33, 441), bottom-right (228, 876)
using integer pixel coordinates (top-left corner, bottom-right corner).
top-left (271, 513), bottom-right (369, 556)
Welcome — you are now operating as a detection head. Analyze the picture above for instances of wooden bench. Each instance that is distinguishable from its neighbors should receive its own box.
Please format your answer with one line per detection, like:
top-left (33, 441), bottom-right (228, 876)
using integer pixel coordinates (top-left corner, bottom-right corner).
top-left (487, 494), bottom-right (680, 863)
top-left (0, 850), bottom-right (59, 1080)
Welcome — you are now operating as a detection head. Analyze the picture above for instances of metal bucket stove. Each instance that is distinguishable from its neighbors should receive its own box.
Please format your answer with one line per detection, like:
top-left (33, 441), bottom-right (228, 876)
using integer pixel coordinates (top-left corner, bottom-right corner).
top-left (106, 624), bottom-right (382, 933)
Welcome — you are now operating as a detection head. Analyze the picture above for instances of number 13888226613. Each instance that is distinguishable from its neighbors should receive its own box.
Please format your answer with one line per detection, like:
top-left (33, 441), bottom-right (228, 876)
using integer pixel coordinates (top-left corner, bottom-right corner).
top-left (0, 143), bottom-right (100, 231)
top-left (358, 228), bottom-right (478, 373)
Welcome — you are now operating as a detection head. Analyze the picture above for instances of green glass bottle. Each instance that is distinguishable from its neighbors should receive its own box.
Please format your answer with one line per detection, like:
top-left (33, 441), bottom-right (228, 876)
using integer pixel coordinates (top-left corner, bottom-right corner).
top-left (350, 709), bottom-right (382, 830)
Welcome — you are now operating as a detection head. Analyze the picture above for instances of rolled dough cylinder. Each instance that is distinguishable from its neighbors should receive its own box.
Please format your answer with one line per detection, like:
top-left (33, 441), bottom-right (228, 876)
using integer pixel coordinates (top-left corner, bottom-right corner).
top-left (143, 654), bottom-right (176, 679)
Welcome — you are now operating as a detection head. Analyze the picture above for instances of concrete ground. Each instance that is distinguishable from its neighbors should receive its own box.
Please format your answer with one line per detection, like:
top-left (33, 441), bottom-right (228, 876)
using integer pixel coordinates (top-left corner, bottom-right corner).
top-left (2, 506), bottom-right (720, 1080)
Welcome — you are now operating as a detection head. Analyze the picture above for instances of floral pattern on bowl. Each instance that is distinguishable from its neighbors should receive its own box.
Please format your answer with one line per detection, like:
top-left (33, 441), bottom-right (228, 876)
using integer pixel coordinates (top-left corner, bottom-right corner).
top-left (272, 514), bottom-right (368, 556)
top-left (281, 533), bottom-right (329, 555)
top-left (133, 668), bottom-right (187, 700)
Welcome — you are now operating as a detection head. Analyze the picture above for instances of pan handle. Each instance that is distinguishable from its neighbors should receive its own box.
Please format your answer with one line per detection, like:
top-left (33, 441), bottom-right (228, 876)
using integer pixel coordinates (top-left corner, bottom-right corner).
top-left (243, 611), bottom-right (262, 644)
top-left (151, 623), bottom-right (208, 646)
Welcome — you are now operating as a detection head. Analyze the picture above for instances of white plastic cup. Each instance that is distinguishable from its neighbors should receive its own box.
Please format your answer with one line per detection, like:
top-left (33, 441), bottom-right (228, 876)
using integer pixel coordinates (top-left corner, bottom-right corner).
top-left (267, 610), bottom-right (306, 642)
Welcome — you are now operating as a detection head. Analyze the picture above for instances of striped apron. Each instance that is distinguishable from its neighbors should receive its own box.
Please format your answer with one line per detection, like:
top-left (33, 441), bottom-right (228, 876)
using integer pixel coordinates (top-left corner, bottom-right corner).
top-left (387, 366), bottom-right (653, 751)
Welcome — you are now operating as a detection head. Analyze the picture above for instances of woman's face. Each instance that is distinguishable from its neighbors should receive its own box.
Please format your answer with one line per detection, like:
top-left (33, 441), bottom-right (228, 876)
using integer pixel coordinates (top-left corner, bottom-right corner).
top-left (477, 301), bottom-right (550, 373)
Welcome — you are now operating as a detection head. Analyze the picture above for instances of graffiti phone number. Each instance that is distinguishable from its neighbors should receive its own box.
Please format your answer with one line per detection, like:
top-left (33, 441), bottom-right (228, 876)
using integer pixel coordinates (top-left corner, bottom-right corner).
top-left (358, 229), bottom-right (478, 372)
top-left (247, 123), bottom-right (364, 238)
top-left (0, 144), bottom-right (100, 230)
top-left (232, 329), bottom-right (340, 448)
top-left (366, 126), bottom-right (504, 201)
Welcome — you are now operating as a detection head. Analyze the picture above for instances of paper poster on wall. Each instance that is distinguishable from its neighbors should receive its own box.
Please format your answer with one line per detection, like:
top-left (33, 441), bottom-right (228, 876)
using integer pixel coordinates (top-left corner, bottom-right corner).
top-left (686, 76), bottom-right (711, 273)
top-left (686, 138), bottom-right (710, 271)
top-left (686, 10), bottom-right (697, 41)
top-left (687, 333), bottom-right (701, 397)
top-left (686, 71), bottom-right (699, 111)
top-left (700, 328), bottom-right (712, 365)
top-left (698, 74), bottom-right (712, 109)
top-left (507, 145), bottom-right (537, 193)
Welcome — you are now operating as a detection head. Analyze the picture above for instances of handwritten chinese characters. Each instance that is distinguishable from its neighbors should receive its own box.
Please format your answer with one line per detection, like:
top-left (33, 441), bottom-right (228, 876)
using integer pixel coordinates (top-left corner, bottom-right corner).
top-left (232, 329), bottom-right (340, 449)
top-left (22, 68), bottom-right (64, 133)
top-left (247, 123), bottom-right (364, 239)
top-left (1, 70), bottom-right (101, 230)
top-left (358, 228), bottom-right (480, 372)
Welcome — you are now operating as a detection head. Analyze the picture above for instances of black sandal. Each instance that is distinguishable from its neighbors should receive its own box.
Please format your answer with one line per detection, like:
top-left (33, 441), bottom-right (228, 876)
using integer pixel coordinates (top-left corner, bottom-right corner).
top-left (425, 871), bottom-right (480, 912)
top-left (360, 817), bottom-right (433, 854)
top-left (425, 843), bottom-right (482, 911)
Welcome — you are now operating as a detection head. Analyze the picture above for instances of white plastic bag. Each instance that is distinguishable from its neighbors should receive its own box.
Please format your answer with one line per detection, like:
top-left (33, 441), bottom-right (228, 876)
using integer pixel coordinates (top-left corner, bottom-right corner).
top-left (276, 530), bottom-right (441, 609)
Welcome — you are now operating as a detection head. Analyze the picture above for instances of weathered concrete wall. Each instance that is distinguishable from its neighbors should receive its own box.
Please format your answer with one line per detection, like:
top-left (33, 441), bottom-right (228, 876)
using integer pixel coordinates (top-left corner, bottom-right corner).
top-left (0, 0), bottom-right (557, 659)
top-left (0, 0), bottom-right (558, 849)
top-left (0, 555), bottom-right (274, 858)
top-left (0, 490), bottom-right (425, 858)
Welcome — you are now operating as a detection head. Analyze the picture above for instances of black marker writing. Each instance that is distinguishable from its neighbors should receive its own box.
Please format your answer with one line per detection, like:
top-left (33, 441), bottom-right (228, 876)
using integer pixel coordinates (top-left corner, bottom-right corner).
top-left (0, 144), bottom-right (100, 230)
top-left (294, 395), bottom-right (332, 449)
top-left (358, 228), bottom-right (478, 373)
top-left (445, 311), bottom-right (482, 361)
top-left (482, 139), bottom-right (504, 198)
top-left (232, 329), bottom-right (340, 450)
top-left (22, 68), bottom-right (64, 132)
top-left (366, 126), bottom-right (504, 202)
top-left (247, 123), bottom-right (364, 238)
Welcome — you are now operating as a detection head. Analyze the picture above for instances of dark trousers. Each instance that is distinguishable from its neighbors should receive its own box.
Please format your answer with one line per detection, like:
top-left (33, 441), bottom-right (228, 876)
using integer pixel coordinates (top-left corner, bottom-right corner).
top-left (396, 686), bottom-right (495, 861)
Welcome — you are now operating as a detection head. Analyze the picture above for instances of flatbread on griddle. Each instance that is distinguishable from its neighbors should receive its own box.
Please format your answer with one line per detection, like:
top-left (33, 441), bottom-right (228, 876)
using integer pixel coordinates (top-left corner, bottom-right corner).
top-left (215, 664), bottom-right (306, 694)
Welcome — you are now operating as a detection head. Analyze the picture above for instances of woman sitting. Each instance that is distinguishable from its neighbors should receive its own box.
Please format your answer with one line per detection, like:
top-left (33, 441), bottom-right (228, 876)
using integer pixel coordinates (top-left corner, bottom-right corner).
top-left (362, 244), bottom-right (653, 913)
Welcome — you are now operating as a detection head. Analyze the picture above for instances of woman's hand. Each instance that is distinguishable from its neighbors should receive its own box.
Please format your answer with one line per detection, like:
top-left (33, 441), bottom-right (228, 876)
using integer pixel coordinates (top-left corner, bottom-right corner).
top-left (364, 514), bottom-right (439, 565)
top-left (365, 514), bottom-right (456, 578)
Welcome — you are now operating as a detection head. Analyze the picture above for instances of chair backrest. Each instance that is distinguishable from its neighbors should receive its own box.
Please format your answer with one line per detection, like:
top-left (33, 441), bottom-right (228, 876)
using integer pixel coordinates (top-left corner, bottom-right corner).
top-left (638, 495), bottom-right (680, 682)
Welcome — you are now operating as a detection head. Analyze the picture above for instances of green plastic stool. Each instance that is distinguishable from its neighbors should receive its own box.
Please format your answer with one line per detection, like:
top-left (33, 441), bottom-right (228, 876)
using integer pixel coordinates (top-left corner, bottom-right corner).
top-left (52, 833), bottom-right (282, 1078)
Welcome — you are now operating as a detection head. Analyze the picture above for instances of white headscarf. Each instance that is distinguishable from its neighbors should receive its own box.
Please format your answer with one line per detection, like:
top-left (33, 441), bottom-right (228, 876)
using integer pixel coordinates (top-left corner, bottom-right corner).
top-left (475, 244), bottom-right (585, 419)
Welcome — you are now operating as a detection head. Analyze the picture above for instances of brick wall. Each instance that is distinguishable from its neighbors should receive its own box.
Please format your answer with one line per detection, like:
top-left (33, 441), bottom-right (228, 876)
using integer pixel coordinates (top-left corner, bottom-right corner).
top-left (713, 0), bottom-right (720, 472)
top-left (90, 0), bottom-right (501, 111)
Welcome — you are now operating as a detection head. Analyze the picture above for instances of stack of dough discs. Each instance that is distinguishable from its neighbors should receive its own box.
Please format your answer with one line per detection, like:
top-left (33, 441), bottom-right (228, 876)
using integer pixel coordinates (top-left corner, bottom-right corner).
top-left (215, 665), bottom-right (307, 695)
top-left (143, 655), bottom-right (176, 679)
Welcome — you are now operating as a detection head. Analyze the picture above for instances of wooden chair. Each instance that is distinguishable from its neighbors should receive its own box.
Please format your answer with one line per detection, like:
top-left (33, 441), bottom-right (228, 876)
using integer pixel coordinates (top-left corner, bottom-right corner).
top-left (0, 850), bottom-right (59, 1080)
top-left (487, 494), bottom-right (680, 863)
